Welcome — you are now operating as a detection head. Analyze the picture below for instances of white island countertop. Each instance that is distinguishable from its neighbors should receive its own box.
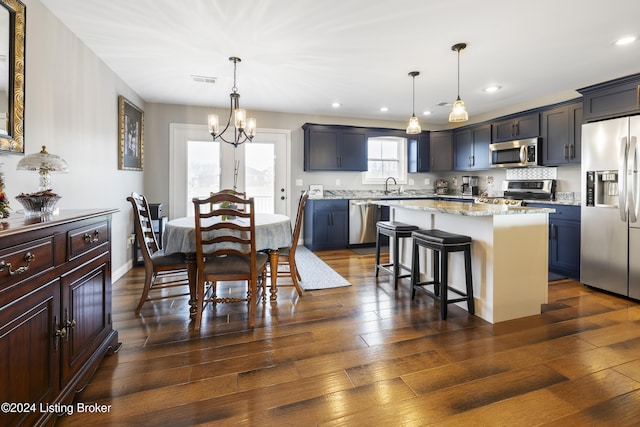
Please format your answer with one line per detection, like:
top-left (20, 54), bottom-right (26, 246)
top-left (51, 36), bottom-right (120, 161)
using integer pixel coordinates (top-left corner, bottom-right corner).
top-left (379, 198), bottom-right (553, 323)
top-left (373, 199), bottom-right (555, 216)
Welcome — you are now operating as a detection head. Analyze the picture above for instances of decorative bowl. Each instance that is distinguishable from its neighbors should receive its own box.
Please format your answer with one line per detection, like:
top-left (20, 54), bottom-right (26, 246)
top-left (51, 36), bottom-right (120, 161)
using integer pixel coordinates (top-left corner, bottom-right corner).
top-left (15, 193), bottom-right (62, 217)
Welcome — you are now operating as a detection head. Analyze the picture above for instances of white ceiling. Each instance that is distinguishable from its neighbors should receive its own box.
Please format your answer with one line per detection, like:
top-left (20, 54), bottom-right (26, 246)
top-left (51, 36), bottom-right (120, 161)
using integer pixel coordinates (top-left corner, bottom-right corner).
top-left (40, 0), bottom-right (640, 125)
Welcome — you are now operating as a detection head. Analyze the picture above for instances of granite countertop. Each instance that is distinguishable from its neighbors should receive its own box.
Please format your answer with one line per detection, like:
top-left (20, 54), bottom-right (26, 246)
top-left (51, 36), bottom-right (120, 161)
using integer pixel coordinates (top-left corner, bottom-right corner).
top-left (373, 199), bottom-right (555, 217)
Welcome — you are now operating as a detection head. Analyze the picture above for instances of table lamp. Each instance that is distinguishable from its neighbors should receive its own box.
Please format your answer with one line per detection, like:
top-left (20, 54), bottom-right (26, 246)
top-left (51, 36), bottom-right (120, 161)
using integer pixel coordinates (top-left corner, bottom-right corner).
top-left (15, 145), bottom-right (69, 216)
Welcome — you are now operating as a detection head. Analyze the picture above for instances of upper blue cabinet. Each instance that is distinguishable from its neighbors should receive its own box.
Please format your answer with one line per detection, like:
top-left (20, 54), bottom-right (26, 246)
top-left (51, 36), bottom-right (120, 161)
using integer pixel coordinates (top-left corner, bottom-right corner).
top-left (578, 73), bottom-right (640, 122)
top-left (303, 123), bottom-right (368, 171)
top-left (491, 112), bottom-right (540, 143)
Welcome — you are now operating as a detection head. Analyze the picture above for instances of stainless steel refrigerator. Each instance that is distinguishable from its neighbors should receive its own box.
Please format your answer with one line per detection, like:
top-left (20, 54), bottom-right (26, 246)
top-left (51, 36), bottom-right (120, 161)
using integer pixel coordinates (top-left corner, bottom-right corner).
top-left (581, 116), bottom-right (640, 298)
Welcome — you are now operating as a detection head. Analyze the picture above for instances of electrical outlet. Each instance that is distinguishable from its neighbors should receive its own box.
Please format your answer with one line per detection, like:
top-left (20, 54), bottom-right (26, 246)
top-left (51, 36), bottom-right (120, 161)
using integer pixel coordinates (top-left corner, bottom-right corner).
top-left (295, 179), bottom-right (303, 186)
top-left (424, 178), bottom-right (431, 185)
top-left (486, 176), bottom-right (494, 185)
top-left (336, 179), bottom-right (341, 186)
top-left (127, 235), bottom-right (135, 248)
top-left (408, 179), bottom-right (415, 186)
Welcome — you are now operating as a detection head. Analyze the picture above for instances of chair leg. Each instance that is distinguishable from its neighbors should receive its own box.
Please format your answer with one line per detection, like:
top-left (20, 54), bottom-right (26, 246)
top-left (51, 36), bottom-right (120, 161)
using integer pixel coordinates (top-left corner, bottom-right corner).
top-left (248, 278), bottom-right (257, 328)
top-left (393, 233), bottom-right (400, 290)
top-left (411, 240), bottom-right (418, 300)
top-left (135, 265), bottom-right (155, 315)
top-left (289, 259), bottom-right (303, 296)
top-left (374, 230), bottom-right (381, 276)
top-left (464, 246), bottom-right (475, 315)
top-left (440, 252), bottom-right (448, 320)
top-left (194, 274), bottom-right (206, 331)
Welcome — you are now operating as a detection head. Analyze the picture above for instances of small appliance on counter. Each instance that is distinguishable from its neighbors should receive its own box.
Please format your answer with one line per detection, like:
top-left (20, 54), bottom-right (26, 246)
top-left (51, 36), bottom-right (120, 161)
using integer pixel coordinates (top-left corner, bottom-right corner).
top-left (435, 179), bottom-right (448, 195)
top-left (461, 176), bottom-right (479, 196)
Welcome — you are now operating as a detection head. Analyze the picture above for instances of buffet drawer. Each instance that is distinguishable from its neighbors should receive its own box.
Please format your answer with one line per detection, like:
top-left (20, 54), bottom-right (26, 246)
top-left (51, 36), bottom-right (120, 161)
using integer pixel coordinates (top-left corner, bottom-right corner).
top-left (0, 237), bottom-right (55, 291)
top-left (68, 221), bottom-right (109, 261)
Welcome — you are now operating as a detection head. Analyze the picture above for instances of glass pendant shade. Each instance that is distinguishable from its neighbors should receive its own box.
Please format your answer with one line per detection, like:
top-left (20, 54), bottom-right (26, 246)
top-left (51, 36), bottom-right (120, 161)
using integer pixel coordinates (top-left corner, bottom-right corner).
top-left (448, 97), bottom-right (469, 122)
top-left (406, 115), bottom-right (421, 134)
top-left (246, 118), bottom-right (257, 137)
top-left (234, 109), bottom-right (246, 129)
top-left (208, 114), bottom-right (219, 135)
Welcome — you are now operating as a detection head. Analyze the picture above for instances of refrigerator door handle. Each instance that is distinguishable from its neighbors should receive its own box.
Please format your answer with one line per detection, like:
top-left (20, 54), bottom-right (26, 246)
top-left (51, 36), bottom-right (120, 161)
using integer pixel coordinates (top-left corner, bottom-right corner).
top-left (620, 136), bottom-right (628, 222)
top-left (629, 136), bottom-right (639, 223)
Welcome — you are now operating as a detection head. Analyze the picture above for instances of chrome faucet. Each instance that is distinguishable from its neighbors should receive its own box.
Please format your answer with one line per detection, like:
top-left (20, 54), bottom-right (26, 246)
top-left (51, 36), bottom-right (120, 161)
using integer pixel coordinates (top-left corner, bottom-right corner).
top-left (384, 176), bottom-right (397, 195)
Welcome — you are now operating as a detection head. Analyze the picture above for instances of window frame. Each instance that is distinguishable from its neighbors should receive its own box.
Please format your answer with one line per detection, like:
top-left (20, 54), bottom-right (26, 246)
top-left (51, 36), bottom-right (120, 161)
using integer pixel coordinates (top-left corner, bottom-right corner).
top-left (362, 134), bottom-right (408, 185)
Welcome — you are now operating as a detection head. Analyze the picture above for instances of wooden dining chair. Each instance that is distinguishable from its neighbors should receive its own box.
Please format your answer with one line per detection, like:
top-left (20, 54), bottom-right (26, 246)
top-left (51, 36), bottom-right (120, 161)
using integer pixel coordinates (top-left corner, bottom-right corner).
top-left (271, 191), bottom-right (309, 295)
top-left (192, 193), bottom-right (268, 331)
top-left (127, 192), bottom-right (190, 315)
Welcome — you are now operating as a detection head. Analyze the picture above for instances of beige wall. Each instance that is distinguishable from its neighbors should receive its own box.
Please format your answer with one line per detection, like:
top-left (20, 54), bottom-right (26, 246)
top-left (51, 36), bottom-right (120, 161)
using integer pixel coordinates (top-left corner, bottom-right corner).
top-left (1, 0), bottom-right (144, 279)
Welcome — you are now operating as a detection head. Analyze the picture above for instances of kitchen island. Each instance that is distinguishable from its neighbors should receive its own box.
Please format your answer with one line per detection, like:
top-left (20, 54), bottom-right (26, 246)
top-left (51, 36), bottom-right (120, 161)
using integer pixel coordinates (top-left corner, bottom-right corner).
top-left (374, 199), bottom-right (555, 323)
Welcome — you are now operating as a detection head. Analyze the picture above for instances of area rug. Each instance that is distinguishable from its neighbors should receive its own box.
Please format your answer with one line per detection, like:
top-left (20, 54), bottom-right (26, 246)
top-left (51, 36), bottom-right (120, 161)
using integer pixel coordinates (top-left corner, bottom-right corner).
top-left (350, 246), bottom-right (387, 255)
top-left (293, 246), bottom-right (352, 290)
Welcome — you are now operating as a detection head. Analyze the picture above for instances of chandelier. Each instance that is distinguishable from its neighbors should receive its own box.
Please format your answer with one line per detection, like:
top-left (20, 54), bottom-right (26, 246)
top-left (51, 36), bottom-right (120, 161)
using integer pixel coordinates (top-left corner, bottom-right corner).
top-left (406, 71), bottom-right (421, 134)
top-left (449, 42), bottom-right (469, 123)
top-left (208, 57), bottom-right (257, 147)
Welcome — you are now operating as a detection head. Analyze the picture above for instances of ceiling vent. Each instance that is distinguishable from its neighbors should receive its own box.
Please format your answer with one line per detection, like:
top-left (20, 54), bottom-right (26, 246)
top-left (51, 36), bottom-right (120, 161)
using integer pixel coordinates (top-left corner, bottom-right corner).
top-left (191, 75), bottom-right (217, 84)
top-left (436, 101), bottom-right (452, 107)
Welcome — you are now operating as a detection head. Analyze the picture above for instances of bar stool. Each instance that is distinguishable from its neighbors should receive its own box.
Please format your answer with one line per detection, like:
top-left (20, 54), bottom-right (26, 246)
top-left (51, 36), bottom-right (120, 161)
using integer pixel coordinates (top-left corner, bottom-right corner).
top-left (410, 229), bottom-right (474, 320)
top-left (375, 221), bottom-right (419, 289)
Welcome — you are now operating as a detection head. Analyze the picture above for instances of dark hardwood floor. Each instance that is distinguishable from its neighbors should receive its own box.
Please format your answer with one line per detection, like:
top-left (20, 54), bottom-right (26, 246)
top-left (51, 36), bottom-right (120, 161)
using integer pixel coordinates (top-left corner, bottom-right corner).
top-left (56, 249), bottom-right (640, 426)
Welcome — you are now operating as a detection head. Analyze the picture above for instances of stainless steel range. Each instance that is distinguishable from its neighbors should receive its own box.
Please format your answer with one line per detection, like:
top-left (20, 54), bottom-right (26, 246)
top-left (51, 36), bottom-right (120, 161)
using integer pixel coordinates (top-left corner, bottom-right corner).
top-left (474, 179), bottom-right (556, 205)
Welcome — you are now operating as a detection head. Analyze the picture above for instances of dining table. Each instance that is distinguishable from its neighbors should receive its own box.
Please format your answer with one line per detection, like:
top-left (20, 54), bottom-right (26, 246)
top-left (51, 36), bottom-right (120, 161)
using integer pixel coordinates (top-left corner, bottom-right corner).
top-left (163, 213), bottom-right (292, 310)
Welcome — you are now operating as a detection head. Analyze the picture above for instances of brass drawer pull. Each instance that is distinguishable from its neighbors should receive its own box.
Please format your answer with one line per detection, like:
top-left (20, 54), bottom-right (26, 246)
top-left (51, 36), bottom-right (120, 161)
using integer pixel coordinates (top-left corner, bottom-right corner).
top-left (83, 230), bottom-right (100, 244)
top-left (0, 252), bottom-right (35, 276)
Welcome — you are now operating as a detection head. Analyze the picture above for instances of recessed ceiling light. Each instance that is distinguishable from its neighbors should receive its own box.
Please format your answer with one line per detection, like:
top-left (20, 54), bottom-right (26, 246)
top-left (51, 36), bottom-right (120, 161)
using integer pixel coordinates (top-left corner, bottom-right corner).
top-left (422, 111), bottom-right (432, 116)
top-left (380, 107), bottom-right (389, 112)
top-left (332, 102), bottom-right (341, 108)
top-left (484, 85), bottom-right (502, 93)
top-left (615, 35), bottom-right (637, 46)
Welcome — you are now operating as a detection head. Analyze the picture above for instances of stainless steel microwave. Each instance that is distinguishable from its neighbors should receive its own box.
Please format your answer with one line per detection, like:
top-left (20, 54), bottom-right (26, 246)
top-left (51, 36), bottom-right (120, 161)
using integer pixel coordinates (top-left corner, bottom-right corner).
top-left (489, 137), bottom-right (540, 168)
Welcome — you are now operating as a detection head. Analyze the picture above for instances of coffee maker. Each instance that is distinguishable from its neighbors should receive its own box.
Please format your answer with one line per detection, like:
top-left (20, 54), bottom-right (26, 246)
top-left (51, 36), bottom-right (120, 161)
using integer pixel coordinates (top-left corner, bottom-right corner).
top-left (461, 176), bottom-right (479, 196)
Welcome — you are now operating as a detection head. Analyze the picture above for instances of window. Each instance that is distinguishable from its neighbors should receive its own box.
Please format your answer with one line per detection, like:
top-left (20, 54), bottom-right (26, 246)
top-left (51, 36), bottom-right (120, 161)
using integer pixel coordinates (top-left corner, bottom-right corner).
top-left (186, 139), bottom-right (220, 216)
top-left (362, 136), bottom-right (407, 184)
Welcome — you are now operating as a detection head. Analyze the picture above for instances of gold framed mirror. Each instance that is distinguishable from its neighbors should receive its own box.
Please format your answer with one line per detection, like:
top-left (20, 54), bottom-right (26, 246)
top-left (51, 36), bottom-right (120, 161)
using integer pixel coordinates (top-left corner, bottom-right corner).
top-left (0, 0), bottom-right (24, 154)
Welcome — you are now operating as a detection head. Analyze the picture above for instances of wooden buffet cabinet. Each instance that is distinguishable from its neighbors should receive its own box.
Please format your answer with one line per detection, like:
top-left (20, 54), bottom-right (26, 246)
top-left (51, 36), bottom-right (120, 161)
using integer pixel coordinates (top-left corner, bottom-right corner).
top-left (0, 209), bottom-right (120, 427)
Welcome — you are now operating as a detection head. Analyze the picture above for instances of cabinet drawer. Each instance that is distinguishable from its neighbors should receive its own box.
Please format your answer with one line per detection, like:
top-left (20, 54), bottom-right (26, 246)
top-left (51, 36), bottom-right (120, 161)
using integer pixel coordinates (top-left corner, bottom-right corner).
top-left (68, 221), bottom-right (109, 260)
top-left (0, 237), bottom-right (55, 290)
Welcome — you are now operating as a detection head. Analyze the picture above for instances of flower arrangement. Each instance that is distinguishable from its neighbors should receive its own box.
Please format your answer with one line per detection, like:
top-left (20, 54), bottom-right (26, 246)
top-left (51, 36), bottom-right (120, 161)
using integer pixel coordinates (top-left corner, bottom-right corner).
top-left (0, 167), bottom-right (10, 219)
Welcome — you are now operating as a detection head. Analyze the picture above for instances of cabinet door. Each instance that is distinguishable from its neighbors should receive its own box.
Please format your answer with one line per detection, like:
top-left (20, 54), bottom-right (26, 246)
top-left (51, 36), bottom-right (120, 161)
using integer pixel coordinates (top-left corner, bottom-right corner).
top-left (471, 124), bottom-right (491, 169)
top-left (0, 279), bottom-right (60, 427)
top-left (579, 76), bottom-right (640, 122)
top-left (429, 131), bottom-right (453, 171)
top-left (408, 133), bottom-right (430, 173)
top-left (492, 113), bottom-right (539, 142)
top-left (329, 210), bottom-right (349, 248)
top-left (340, 129), bottom-right (368, 171)
top-left (60, 253), bottom-right (112, 384)
top-left (541, 105), bottom-right (570, 165)
top-left (550, 219), bottom-right (581, 279)
top-left (304, 126), bottom-right (339, 170)
top-left (569, 103), bottom-right (583, 163)
top-left (453, 129), bottom-right (472, 170)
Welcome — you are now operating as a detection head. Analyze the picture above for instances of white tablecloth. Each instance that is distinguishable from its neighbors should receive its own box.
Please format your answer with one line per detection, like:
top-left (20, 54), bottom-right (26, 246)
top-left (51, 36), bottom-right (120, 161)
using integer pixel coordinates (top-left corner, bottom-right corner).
top-left (163, 213), bottom-right (292, 254)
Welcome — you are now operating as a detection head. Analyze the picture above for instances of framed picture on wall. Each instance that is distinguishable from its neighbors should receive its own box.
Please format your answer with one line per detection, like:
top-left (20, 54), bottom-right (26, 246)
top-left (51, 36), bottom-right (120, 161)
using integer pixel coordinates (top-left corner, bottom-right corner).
top-left (118, 95), bottom-right (144, 171)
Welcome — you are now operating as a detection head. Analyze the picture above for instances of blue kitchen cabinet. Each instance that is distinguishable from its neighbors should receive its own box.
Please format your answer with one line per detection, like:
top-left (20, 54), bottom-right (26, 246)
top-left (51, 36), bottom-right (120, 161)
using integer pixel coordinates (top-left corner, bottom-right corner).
top-left (541, 101), bottom-right (583, 165)
top-left (454, 124), bottom-right (491, 171)
top-left (491, 112), bottom-right (540, 142)
top-left (429, 131), bottom-right (453, 172)
top-left (578, 73), bottom-right (640, 122)
top-left (407, 132), bottom-right (430, 173)
top-left (303, 199), bottom-right (349, 251)
top-left (528, 203), bottom-right (581, 279)
top-left (303, 123), bottom-right (367, 171)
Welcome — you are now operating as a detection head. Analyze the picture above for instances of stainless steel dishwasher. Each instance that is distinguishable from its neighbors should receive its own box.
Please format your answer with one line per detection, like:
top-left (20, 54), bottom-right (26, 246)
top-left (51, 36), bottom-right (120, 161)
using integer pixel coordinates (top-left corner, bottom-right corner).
top-left (348, 199), bottom-right (381, 245)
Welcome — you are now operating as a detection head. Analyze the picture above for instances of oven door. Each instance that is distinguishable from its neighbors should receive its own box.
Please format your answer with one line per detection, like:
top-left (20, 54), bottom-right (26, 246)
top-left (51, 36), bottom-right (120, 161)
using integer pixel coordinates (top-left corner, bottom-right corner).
top-left (490, 138), bottom-right (539, 168)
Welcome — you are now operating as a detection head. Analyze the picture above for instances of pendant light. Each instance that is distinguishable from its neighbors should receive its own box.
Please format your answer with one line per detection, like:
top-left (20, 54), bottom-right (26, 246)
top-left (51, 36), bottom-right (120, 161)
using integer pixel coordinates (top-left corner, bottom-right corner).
top-left (406, 71), bottom-right (421, 134)
top-left (449, 42), bottom-right (469, 123)
top-left (208, 57), bottom-right (257, 147)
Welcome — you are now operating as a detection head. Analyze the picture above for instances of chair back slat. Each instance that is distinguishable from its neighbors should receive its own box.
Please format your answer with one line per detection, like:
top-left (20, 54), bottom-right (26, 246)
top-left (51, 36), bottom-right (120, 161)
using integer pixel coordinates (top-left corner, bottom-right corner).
top-left (193, 193), bottom-right (257, 262)
top-left (290, 191), bottom-right (309, 253)
top-left (127, 192), bottom-right (160, 262)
